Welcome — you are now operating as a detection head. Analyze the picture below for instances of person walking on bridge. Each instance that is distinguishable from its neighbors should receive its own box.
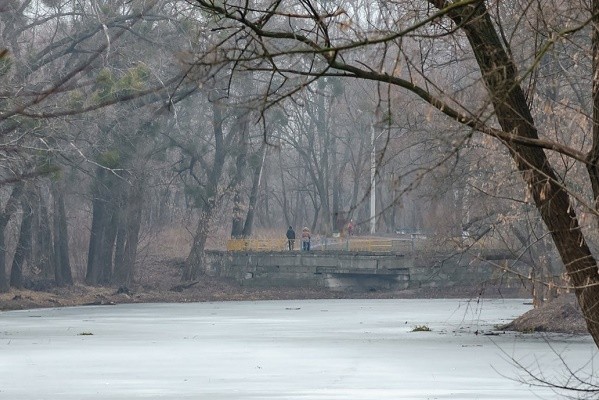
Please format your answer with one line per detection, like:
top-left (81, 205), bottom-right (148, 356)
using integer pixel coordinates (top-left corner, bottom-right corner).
top-left (286, 226), bottom-right (296, 250)
top-left (301, 227), bottom-right (311, 251)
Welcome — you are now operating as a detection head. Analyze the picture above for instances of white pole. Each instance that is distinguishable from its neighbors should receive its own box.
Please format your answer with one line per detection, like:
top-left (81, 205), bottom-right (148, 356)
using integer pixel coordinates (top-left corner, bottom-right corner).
top-left (370, 124), bottom-right (376, 234)
top-left (256, 144), bottom-right (267, 187)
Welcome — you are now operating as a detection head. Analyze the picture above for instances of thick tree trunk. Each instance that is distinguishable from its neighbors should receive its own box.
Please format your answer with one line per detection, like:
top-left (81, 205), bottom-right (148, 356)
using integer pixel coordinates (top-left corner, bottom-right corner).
top-left (113, 180), bottom-right (143, 287)
top-left (99, 209), bottom-right (118, 284)
top-left (87, 169), bottom-right (108, 284)
top-left (10, 198), bottom-right (32, 288)
top-left (448, 1), bottom-right (599, 347)
top-left (0, 183), bottom-right (23, 292)
top-left (183, 101), bottom-right (226, 281)
top-left (316, 84), bottom-right (332, 235)
top-left (230, 114), bottom-right (250, 239)
top-left (86, 168), bottom-right (121, 285)
top-left (86, 190), bottom-right (107, 284)
top-left (184, 205), bottom-right (214, 280)
top-left (36, 191), bottom-right (55, 280)
top-left (278, 150), bottom-right (293, 226)
top-left (52, 183), bottom-right (72, 286)
top-left (242, 144), bottom-right (267, 238)
top-left (588, 0), bottom-right (599, 210)
top-left (120, 200), bottom-right (142, 286)
top-left (113, 222), bottom-right (127, 281)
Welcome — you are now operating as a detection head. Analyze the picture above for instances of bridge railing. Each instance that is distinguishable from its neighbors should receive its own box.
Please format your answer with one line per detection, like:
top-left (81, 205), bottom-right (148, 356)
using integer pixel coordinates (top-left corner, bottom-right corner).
top-left (346, 238), bottom-right (414, 252)
top-left (226, 237), bottom-right (414, 252)
top-left (347, 239), bottom-right (393, 252)
top-left (226, 238), bottom-right (288, 252)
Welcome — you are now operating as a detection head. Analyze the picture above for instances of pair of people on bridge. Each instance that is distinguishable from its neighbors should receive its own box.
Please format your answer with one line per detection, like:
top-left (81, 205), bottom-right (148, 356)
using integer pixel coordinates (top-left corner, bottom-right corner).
top-left (286, 226), bottom-right (311, 251)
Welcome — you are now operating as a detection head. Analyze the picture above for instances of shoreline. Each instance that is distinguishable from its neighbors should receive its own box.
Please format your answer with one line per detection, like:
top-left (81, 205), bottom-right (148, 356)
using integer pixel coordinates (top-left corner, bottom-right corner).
top-left (0, 277), bottom-right (531, 312)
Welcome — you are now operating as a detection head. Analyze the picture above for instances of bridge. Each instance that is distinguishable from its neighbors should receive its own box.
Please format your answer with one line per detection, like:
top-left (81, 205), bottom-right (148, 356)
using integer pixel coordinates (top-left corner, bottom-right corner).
top-left (204, 248), bottom-right (528, 292)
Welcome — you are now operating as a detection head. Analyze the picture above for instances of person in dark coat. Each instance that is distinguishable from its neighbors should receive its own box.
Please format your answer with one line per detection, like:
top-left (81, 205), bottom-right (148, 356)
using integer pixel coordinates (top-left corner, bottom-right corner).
top-left (286, 226), bottom-right (296, 250)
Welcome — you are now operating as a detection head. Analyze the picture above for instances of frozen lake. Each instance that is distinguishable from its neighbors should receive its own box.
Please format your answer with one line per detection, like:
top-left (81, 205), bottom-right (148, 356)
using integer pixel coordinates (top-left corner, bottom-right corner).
top-left (1, 299), bottom-right (596, 399)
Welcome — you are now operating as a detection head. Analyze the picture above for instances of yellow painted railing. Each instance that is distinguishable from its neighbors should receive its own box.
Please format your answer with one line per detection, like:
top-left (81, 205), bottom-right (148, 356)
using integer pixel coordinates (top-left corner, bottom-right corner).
top-left (226, 238), bottom-right (412, 252)
top-left (226, 238), bottom-right (288, 252)
top-left (347, 239), bottom-right (394, 252)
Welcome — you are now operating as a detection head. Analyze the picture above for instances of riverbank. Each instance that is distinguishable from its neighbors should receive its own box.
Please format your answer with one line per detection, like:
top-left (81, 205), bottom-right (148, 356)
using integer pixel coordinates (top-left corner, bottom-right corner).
top-left (0, 276), bottom-right (526, 310)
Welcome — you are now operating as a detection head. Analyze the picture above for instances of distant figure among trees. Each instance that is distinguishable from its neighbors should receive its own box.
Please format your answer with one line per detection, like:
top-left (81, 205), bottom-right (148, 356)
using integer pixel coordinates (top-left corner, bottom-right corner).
top-left (301, 227), bottom-right (311, 251)
top-left (286, 226), bottom-right (295, 250)
top-left (347, 220), bottom-right (354, 237)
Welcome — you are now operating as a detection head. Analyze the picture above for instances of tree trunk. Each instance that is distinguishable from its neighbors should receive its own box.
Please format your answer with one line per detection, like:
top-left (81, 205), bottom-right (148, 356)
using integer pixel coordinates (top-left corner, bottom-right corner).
top-left (184, 204), bottom-right (214, 280)
top-left (242, 143), bottom-right (266, 238)
top-left (120, 198), bottom-right (142, 286)
top-left (113, 180), bottom-right (143, 287)
top-left (86, 168), bottom-right (121, 285)
top-left (230, 108), bottom-right (251, 239)
top-left (52, 183), bottom-right (72, 286)
top-left (447, 1), bottom-right (599, 347)
top-left (587, 0), bottom-right (599, 212)
top-left (113, 221), bottom-right (127, 282)
top-left (99, 208), bottom-right (118, 284)
top-left (86, 169), bottom-right (107, 284)
top-left (183, 101), bottom-right (227, 280)
top-left (10, 198), bottom-right (32, 289)
top-left (0, 183), bottom-right (23, 292)
top-left (0, 229), bottom-right (7, 293)
top-left (316, 82), bottom-right (332, 235)
top-left (278, 150), bottom-right (293, 226)
top-left (36, 190), bottom-right (55, 280)
top-left (86, 196), bottom-right (104, 284)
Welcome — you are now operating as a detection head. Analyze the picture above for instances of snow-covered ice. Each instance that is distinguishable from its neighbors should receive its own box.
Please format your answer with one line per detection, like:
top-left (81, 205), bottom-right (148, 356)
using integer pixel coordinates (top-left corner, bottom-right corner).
top-left (1, 298), bottom-right (596, 399)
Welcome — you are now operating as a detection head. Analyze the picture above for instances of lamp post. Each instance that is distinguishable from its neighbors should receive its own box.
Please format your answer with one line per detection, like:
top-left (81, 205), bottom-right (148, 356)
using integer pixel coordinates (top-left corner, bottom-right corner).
top-left (370, 124), bottom-right (384, 234)
top-left (370, 125), bottom-right (376, 234)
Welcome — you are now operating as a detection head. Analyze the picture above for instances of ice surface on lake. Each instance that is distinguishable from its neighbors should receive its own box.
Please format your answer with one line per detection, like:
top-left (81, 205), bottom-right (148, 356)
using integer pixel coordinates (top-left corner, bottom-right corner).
top-left (1, 299), bottom-right (596, 399)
